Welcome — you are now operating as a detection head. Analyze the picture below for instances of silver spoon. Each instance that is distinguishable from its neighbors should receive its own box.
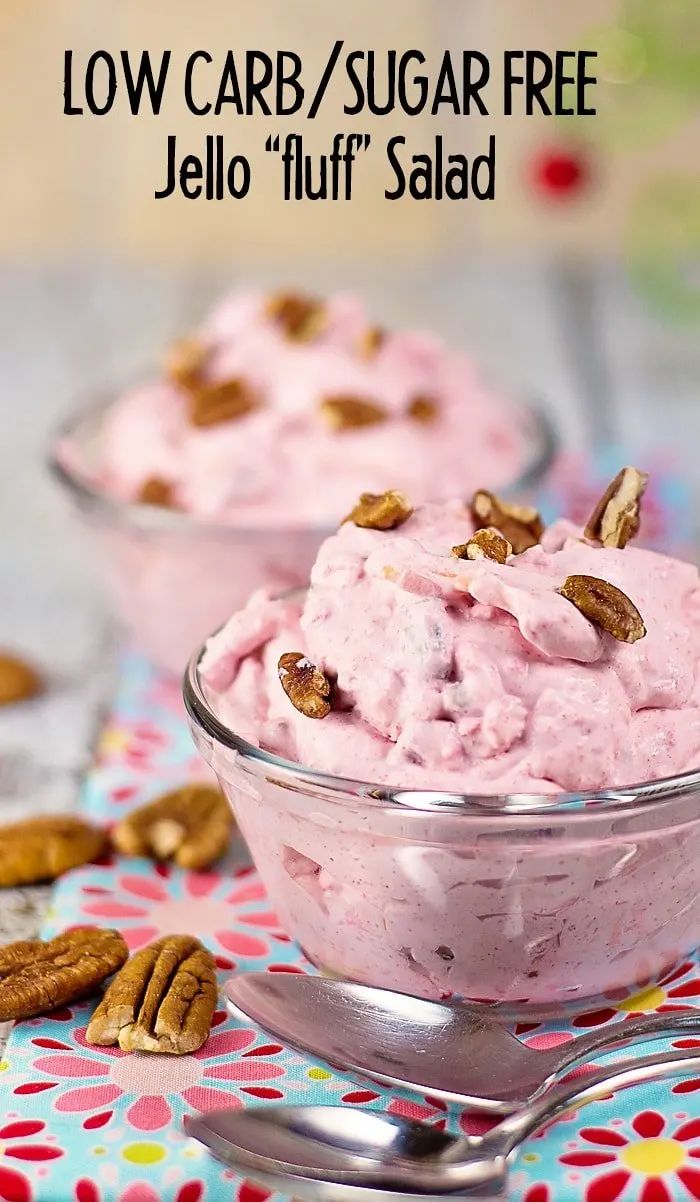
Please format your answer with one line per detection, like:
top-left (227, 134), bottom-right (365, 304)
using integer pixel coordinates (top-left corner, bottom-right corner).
top-left (226, 972), bottom-right (700, 1112)
top-left (186, 1046), bottom-right (700, 1202)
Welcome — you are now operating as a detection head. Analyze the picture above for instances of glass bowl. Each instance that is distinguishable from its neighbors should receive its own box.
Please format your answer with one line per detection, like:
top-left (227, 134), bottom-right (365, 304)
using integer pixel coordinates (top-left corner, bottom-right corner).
top-left (185, 644), bottom-right (700, 1021)
top-left (50, 395), bottom-right (557, 676)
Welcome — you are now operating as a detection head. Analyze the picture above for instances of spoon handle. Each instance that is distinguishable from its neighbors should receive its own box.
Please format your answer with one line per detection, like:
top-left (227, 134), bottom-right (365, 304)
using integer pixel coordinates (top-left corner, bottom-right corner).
top-left (492, 1047), bottom-right (700, 1158)
top-left (549, 1009), bottom-right (700, 1081)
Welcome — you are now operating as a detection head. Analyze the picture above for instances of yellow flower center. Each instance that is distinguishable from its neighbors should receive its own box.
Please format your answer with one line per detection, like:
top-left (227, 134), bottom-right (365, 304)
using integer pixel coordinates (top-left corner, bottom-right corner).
top-left (617, 984), bottom-right (666, 1012)
top-left (621, 1138), bottom-right (685, 1175)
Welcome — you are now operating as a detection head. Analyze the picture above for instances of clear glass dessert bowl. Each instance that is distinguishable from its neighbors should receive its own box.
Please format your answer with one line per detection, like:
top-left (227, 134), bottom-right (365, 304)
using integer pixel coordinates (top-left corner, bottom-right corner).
top-left (185, 642), bottom-right (700, 1021)
top-left (48, 396), bottom-right (557, 676)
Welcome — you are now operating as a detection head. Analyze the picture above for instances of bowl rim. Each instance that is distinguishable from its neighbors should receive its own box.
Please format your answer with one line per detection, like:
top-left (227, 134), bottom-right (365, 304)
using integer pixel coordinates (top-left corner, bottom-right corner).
top-left (47, 392), bottom-right (559, 538)
top-left (183, 641), bottom-right (700, 820)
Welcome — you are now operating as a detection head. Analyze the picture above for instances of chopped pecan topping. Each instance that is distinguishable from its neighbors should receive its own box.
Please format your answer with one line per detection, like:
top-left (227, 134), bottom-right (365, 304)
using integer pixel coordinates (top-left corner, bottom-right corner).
top-left (0, 652), bottom-right (43, 706)
top-left (320, 395), bottom-right (387, 431)
top-left (357, 326), bottom-right (386, 358)
top-left (344, 490), bottom-right (413, 531)
top-left (112, 785), bottom-right (233, 871)
top-left (267, 291), bottom-right (326, 342)
top-left (86, 935), bottom-right (217, 1055)
top-left (453, 528), bottom-right (512, 564)
top-left (137, 477), bottom-right (176, 508)
top-left (558, 574), bottom-right (646, 644)
top-left (470, 490), bottom-right (543, 554)
top-left (406, 394), bottom-right (439, 423)
top-left (189, 377), bottom-right (260, 428)
top-left (278, 652), bottom-right (332, 719)
top-left (0, 928), bottom-right (128, 1021)
top-left (584, 467), bottom-right (649, 549)
top-left (165, 337), bottom-right (209, 390)
top-left (0, 815), bottom-right (106, 887)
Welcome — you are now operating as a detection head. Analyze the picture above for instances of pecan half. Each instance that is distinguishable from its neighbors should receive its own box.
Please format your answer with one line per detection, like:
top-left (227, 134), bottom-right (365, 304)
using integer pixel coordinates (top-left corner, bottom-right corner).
top-left (278, 652), bottom-right (332, 719)
top-left (165, 337), bottom-right (209, 390)
top-left (0, 815), bottom-right (106, 887)
top-left (453, 528), bottom-right (512, 564)
top-left (357, 326), bottom-right (385, 358)
top-left (344, 490), bottom-right (413, 531)
top-left (584, 467), bottom-right (649, 549)
top-left (189, 378), bottom-right (260, 428)
top-left (558, 575), bottom-right (646, 644)
top-left (0, 928), bottom-right (128, 1021)
top-left (406, 394), bottom-right (439, 423)
top-left (86, 935), bottom-right (217, 1055)
top-left (320, 395), bottom-right (387, 431)
top-left (111, 785), bottom-right (233, 871)
top-left (267, 291), bottom-right (326, 342)
top-left (137, 477), bottom-right (176, 508)
top-left (0, 653), bottom-right (43, 706)
top-left (470, 490), bottom-right (543, 554)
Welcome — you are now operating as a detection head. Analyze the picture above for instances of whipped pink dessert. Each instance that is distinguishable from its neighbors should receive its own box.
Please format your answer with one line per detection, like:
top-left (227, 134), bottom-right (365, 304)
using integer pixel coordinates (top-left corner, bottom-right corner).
top-left (96, 289), bottom-right (529, 525)
top-left (202, 492), bottom-right (700, 793)
top-left (192, 475), bottom-right (700, 1013)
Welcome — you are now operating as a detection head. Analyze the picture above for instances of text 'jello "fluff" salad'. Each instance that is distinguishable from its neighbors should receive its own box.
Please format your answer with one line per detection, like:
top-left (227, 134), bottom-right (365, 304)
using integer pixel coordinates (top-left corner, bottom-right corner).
top-left (202, 468), bottom-right (700, 794)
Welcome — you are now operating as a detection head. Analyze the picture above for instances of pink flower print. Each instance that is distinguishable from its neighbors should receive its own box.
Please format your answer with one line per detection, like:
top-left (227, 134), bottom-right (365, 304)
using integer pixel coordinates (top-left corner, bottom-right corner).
top-left (0, 1119), bottom-right (63, 1202)
top-left (78, 867), bottom-right (290, 962)
top-left (26, 1024), bottom-right (286, 1132)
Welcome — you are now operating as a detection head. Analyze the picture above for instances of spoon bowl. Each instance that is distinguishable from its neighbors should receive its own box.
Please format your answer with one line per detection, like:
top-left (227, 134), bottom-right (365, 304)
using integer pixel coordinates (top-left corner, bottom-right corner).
top-left (226, 973), bottom-right (700, 1111)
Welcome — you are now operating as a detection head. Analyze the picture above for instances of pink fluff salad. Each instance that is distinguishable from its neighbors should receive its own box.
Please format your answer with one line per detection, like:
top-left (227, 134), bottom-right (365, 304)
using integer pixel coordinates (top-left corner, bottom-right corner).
top-left (201, 501), bottom-right (700, 793)
top-left (96, 291), bottom-right (529, 526)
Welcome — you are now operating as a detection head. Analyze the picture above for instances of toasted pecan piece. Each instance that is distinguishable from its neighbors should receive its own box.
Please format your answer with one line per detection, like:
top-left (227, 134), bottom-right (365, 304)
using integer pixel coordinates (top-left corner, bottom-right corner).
top-left (0, 653), bottom-right (43, 706)
top-left (453, 528), bottom-right (512, 564)
top-left (278, 652), bottom-right (332, 719)
top-left (267, 291), bottom-right (327, 342)
top-left (137, 477), bottom-right (176, 508)
top-left (165, 337), bottom-right (209, 390)
top-left (406, 394), bottom-right (439, 423)
top-left (320, 395), bottom-right (387, 431)
top-left (357, 326), bottom-right (385, 358)
top-left (112, 785), bottom-right (233, 871)
top-left (86, 935), bottom-right (217, 1054)
top-left (0, 815), bottom-right (107, 888)
top-left (470, 490), bottom-right (543, 554)
top-left (558, 574), bottom-right (646, 644)
top-left (0, 927), bottom-right (128, 1021)
top-left (584, 467), bottom-right (649, 549)
top-left (344, 490), bottom-right (413, 531)
top-left (189, 377), bottom-right (260, 428)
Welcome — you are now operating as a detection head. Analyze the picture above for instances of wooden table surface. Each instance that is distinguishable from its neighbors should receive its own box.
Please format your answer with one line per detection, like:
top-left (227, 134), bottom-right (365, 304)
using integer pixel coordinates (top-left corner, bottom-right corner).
top-left (0, 258), bottom-right (697, 1046)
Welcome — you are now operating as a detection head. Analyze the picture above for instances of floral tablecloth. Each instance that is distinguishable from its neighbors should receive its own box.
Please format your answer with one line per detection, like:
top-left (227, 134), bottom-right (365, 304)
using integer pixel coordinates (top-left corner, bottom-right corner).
top-left (0, 456), bottom-right (698, 1202)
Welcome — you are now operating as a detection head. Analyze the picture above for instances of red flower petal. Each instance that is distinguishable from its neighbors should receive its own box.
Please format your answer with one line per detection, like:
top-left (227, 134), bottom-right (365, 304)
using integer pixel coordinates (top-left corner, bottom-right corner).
top-left (242, 1044), bottom-right (283, 1057)
top-left (341, 1090), bottom-right (380, 1104)
top-left (238, 1183), bottom-right (270, 1202)
top-left (240, 1087), bottom-right (284, 1099)
top-left (83, 1111), bottom-right (112, 1130)
top-left (580, 1128), bottom-right (627, 1147)
top-left (640, 1178), bottom-right (671, 1202)
top-left (673, 1078), bottom-right (700, 1093)
top-left (5, 1144), bottom-right (63, 1162)
top-left (632, 1111), bottom-right (665, 1139)
top-left (675, 1117), bottom-right (700, 1141)
top-left (176, 1186), bottom-right (203, 1202)
top-left (45, 1008), bottom-right (73, 1023)
top-left (214, 957), bottom-right (235, 972)
top-left (573, 1008), bottom-right (618, 1028)
top-left (560, 1152), bottom-right (616, 1167)
top-left (677, 1167), bottom-right (700, 1200)
top-left (669, 980), bottom-right (700, 998)
top-left (0, 1164), bottom-right (32, 1202)
top-left (75, 1179), bottom-right (100, 1202)
top-left (217, 931), bottom-right (268, 957)
top-left (586, 1169), bottom-right (630, 1202)
top-left (240, 911), bottom-right (279, 928)
top-left (31, 1038), bottom-right (72, 1051)
top-left (423, 1096), bottom-right (448, 1112)
top-left (524, 1189), bottom-right (549, 1202)
top-left (211, 1009), bottom-right (228, 1027)
top-left (266, 965), bottom-right (304, 974)
top-left (14, 1082), bottom-right (56, 1096)
top-left (0, 1122), bottom-right (44, 1140)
